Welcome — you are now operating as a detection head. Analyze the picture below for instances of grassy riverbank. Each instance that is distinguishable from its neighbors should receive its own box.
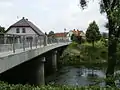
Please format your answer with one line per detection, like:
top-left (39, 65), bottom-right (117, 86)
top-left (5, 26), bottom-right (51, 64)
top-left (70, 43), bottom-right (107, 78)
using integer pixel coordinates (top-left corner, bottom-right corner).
top-left (59, 41), bottom-right (108, 67)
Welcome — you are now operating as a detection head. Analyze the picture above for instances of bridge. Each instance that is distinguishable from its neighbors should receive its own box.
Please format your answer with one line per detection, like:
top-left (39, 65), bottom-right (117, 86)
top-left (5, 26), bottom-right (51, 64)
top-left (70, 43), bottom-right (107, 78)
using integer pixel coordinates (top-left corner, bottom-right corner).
top-left (0, 34), bottom-right (71, 85)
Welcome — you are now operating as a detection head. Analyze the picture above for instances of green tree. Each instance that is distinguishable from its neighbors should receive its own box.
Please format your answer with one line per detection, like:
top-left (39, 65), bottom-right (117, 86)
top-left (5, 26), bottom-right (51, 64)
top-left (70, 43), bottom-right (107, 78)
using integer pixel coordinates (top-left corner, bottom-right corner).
top-left (0, 26), bottom-right (5, 34)
top-left (71, 34), bottom-right (76, 41)
top-left (86, 21), bottom-right (101, 47)
top-left (79, 0), bottom-right (120, 86)
top-left (0, 26), bottom-right (5, 44)
top-left (48, 31), bottom-right (54, 35)
top-left (71, 34), bottom-right (82, 43)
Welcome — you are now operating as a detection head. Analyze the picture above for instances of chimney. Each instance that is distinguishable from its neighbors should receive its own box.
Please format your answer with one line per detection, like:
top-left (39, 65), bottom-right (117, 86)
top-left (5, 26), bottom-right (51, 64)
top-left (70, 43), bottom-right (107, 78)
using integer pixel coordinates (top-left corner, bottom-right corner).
top-left (22, 17), bottom-right (25, 19)
top-left (26, 19), bottom-right (28, 21)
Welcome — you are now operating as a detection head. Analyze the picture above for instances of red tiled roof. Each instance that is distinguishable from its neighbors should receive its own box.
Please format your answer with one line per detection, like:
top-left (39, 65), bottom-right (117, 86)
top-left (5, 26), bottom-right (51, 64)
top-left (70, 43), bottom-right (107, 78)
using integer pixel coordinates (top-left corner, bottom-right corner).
top-left (55, 33), bottom-right (66, 37)
top-left (72, 29), bottom-right (84, 36)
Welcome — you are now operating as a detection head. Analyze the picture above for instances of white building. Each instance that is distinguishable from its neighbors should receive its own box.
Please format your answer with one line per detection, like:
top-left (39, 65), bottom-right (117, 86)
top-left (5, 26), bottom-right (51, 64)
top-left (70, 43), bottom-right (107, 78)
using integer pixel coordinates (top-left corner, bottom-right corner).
top-left (5, 17), bottom-right (45, 44)
top-left (66, 30), bottom-right (73, 41)
top-left (66, 30), bottom-right (86, 41)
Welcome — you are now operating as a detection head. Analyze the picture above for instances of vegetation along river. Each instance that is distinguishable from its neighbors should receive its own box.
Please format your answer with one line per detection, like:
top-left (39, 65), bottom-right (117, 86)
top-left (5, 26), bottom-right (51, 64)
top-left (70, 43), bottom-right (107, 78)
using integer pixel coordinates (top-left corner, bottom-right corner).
top-left (46, 42), bottom-right (120, 87)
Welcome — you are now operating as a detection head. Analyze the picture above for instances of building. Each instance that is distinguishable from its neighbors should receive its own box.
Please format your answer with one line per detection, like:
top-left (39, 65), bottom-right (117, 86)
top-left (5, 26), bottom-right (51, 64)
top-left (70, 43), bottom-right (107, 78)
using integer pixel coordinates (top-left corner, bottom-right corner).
top-left (79, 31), bottom-right (86, 40)
top-left (72, 29), bottom-right (80, 36)
top-left (67, 29), bottom-right (85, 41)
top-left (5, 17), bottom-right (45, 44)
top-left (54, 32), bottom-right (68, 42)
top-left (66, 30), bottom-right (73, 41)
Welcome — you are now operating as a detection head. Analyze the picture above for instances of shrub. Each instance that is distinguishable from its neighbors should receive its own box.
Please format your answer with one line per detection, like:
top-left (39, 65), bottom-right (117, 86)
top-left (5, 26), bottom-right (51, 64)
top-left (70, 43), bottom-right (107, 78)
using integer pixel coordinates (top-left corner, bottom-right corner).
top-left (0, 81), bottom-right (119, 90)
top-left (59, 41), bottom-right (107, 66)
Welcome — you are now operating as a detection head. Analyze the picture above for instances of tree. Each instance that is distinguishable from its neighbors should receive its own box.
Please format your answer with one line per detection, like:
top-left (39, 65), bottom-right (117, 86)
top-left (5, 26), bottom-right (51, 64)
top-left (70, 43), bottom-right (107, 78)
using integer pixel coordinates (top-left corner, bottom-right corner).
top-left (71, 34), bottom-right (77, 42)
top-left (45, 32), bottom-right (47, 35)
top-left (48, 31), bottom-right (54, 35)
top-left (0, 26), bottom-right (5, 44)
top-left (71, 34), bottom-right (76, 41)
top-left (0, 26), bottom-right (5, 34)
top-left (79, 0), bottom-right (120, 86)
top-left (86, 21), bottom-right (101, 47)
top-left (48, 31), bottom-right (55, 43)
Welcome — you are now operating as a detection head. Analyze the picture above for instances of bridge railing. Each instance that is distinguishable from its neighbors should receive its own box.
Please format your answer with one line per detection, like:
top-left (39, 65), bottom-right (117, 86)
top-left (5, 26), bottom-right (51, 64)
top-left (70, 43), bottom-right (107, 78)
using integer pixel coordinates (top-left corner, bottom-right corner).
top-left (0, 34), bottom-right (69, 53)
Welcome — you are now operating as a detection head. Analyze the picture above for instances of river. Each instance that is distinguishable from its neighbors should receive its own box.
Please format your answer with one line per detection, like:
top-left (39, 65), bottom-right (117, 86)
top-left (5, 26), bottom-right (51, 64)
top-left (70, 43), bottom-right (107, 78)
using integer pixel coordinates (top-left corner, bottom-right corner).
top-left (46, 66), bottom-right (120, 87)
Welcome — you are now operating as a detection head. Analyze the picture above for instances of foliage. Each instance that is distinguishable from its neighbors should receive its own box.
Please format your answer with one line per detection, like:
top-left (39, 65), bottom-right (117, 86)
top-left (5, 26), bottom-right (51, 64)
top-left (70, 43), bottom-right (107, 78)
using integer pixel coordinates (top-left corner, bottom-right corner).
top-left (0, 26), bottom-right (5, 34)
top-left (48, 31), bottom-right (54, 35)
top-left (0, 26), bottom-right (5, 44)
top-left (100, 37), bottom-right (108, 47)
top-left (116, 43), bottom-right (120, 64)
top-left (79, 0), bottom-right (120, 86)
top-left (71, 34), bottom-right (76, 41)
top-left (86, 21), bottom-right (101, 47)
top-left (80, 41), bottom-right (108, 64)
top-left (45, 32), bottom-right (47, 35)
top-left (71, 34), bottom-right (84, 44)
top-left (59, 41), bottom-right (107, 67)
top-left (69, 41), bottom-right (79, 49)
top-left (0, 81), bottom-right (120, 90)
top-left (48, 31), bottom-right (55, 41)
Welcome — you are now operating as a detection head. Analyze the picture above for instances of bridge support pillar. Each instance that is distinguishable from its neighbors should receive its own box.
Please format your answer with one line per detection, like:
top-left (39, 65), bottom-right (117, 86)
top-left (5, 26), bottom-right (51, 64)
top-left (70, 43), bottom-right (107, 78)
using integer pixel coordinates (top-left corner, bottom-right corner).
top-left (37, 57), bottom-right (45, 85)
top-left (57, 50), bottom-right (60, 68)
top-left (52, 51), bottom-right (57, 72)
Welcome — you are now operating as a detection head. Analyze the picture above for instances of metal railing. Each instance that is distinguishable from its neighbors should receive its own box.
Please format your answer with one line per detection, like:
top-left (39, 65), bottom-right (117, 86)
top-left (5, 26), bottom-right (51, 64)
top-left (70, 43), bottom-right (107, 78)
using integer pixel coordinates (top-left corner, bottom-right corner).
top-left (0, 34), bottom-right (69, 53)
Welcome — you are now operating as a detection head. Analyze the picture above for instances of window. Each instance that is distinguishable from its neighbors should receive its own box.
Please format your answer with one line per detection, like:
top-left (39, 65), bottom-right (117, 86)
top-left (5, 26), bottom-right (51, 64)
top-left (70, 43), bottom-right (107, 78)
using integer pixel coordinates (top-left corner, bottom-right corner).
top-left (16, 28), bottom-right (20, 33)
top-left (22, 28), bottom-right (26, 33)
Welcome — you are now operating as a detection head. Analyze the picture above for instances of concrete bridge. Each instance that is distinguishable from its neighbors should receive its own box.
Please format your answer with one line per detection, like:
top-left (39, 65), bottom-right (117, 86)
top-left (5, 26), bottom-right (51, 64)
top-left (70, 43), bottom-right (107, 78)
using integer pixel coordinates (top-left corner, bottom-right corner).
top-left (0, 34), bottom-right (71, 85)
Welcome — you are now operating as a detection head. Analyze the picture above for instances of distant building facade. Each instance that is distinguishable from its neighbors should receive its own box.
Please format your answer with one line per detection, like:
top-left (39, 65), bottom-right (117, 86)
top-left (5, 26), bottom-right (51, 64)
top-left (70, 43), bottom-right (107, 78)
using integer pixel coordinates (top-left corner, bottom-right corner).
top-left (67, 29), bottom-right (86, 41)
top-left (5, 17), bottom-right (45, 44)
top-left (54, 32), bottom-right (68, 41)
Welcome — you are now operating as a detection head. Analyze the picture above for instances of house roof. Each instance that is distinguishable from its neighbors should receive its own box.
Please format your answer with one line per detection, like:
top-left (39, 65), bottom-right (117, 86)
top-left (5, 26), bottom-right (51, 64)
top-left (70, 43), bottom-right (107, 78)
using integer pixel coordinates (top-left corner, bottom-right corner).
top-left (55, 33), bottom-right (67, 37)
top-left (72, 29), bottom-right (85, 37)
top-left (6, 17), bottom-right (45, 36)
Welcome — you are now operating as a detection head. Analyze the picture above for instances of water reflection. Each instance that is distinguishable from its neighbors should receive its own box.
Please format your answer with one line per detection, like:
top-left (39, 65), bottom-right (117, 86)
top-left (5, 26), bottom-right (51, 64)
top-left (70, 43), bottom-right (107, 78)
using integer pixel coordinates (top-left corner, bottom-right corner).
top-left (46, 66), bottom-right (120, 87)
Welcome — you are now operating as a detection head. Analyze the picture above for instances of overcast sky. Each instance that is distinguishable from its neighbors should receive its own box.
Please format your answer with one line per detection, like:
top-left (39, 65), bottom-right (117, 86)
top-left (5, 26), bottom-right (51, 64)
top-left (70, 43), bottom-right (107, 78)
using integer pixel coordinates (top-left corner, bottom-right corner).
top-left (0, 0), bottom-right (108, 33)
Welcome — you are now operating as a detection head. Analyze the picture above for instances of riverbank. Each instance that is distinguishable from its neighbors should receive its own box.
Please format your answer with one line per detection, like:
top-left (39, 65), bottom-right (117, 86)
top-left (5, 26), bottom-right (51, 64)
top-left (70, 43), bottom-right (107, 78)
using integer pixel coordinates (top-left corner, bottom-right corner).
top-left (59, 41), bottom-right (108, 67)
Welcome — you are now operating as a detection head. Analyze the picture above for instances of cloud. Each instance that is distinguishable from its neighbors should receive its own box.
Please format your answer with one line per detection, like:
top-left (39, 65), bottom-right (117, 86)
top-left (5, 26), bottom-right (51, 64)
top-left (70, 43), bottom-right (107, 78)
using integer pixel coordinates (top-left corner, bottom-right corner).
top-left (0, 0), bottom-right (107, 33)
top-left (0, 1), bottom-right (13, 8)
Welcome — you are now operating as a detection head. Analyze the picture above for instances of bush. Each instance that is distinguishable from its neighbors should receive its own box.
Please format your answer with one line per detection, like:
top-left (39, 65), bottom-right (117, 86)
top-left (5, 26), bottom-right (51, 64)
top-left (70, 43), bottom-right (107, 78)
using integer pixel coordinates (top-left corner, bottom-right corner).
top-left (0, 81), bottom-right (119, 90)
top-left (68, 42), bottom-right (79, 48)
top-left (59, 41), bottom-right (108, 66)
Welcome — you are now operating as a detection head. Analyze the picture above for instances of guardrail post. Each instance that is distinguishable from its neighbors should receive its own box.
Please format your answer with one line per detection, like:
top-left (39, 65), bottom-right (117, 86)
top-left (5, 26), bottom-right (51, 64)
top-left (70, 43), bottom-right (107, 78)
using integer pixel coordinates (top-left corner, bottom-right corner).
top-left (4, 35), bottom-right (7, 44)
top-left (51, 38), bottom-right (52, 44)
top-left (30, 39), bottom-right (32, 49)
top-left (36, 36), bottom-right (37, 48)
top-left (12, 35), bottom-right (15, 53)
top-left (23, 35), bottom-right (25, 51)
top-left (39, 37), bottom-right (41, 47)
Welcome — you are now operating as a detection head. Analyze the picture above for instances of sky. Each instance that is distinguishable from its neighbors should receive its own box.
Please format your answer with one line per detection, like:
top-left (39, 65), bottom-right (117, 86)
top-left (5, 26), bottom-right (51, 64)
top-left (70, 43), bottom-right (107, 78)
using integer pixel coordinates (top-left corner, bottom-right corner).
top-left (0, 0), bottom-right (108, 33)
